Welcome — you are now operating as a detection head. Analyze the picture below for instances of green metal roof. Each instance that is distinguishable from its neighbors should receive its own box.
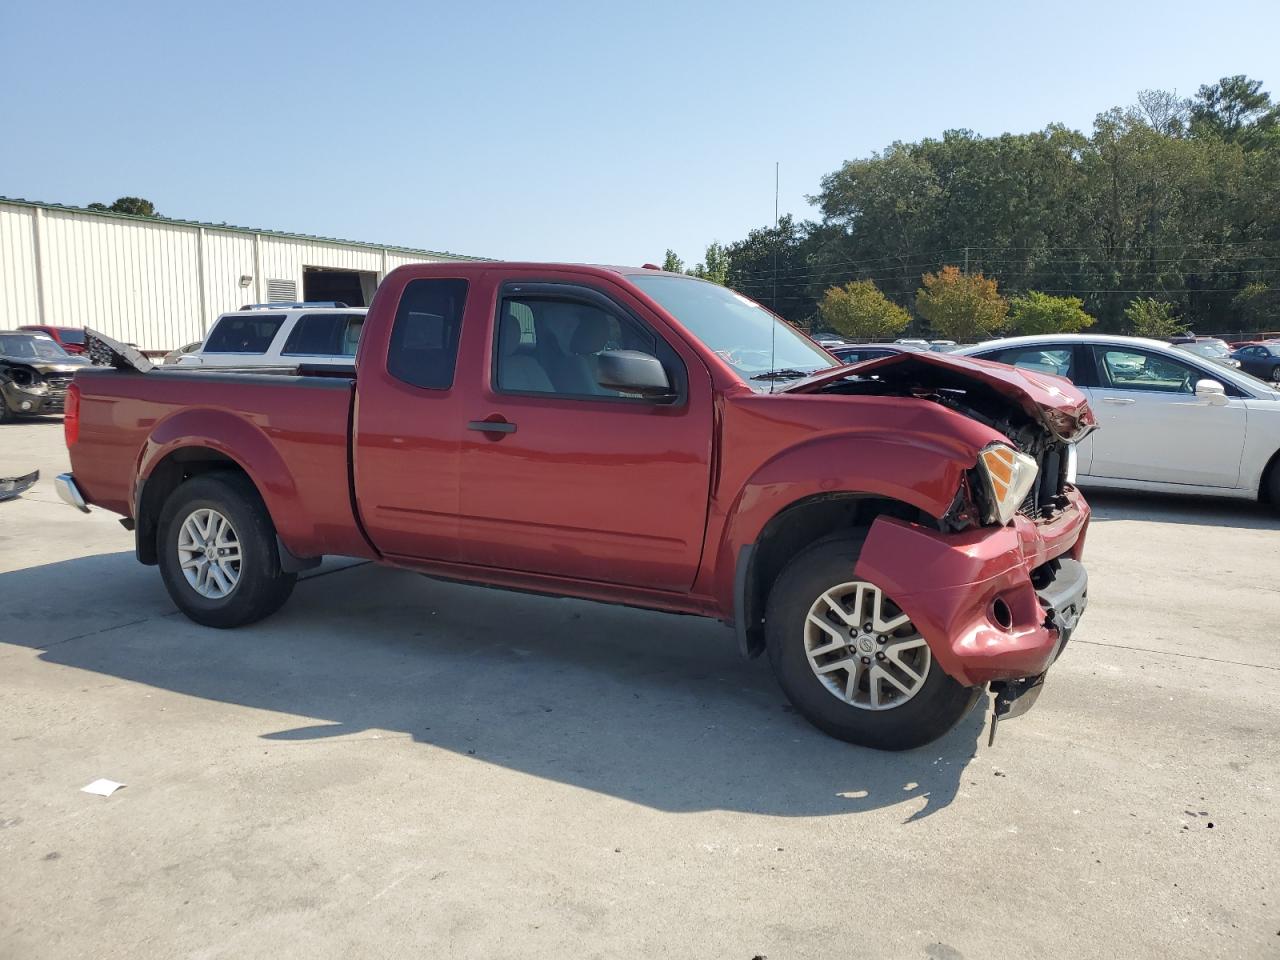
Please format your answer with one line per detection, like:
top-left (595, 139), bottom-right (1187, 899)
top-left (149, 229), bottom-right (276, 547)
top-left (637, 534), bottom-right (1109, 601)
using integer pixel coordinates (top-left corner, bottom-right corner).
top-left (0, 196), bottom-right (491, 262)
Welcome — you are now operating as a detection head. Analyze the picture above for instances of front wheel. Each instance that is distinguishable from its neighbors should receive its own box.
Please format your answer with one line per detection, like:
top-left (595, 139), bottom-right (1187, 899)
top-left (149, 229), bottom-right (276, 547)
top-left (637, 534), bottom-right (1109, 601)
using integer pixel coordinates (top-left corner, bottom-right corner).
top-left (765, 533), bottom-right (981, 750)
top-left (157, 473), bottom-right (297, 628)
top-left (1271, 364), bottom-right (1280, 383)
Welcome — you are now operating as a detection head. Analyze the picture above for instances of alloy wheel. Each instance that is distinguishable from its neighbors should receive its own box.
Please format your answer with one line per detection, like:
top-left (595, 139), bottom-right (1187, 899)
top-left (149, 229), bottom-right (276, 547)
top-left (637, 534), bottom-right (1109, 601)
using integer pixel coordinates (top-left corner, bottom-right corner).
top-left (177, 508), bottom-right (242, 599)
top-left (804, 581), bottom-right (931, 710)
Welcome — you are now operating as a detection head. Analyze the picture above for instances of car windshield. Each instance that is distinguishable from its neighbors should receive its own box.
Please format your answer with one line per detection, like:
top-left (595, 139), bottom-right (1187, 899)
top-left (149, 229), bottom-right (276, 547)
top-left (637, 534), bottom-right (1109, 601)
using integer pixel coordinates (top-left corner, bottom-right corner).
top-left (629, 274), bottom-right (837, 388)
top-left (0, 333), bottom-right (72, 360)
top-left (1182, 340), bottom-right (1230, 358)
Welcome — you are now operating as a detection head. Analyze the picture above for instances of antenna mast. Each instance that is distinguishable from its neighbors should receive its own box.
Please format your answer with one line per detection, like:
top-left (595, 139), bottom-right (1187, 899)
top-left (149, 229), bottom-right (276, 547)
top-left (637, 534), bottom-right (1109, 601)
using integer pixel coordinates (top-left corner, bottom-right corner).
top-left (769, 161), bottom-right (779, 392)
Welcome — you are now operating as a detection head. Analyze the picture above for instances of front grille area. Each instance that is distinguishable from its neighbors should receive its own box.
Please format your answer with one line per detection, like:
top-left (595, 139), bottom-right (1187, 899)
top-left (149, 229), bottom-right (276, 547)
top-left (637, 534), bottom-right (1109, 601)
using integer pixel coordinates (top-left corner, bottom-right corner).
top-left (1018, 443), bottom-right (1067, 522)
top-left (44, 375), bottom-right (73, 391)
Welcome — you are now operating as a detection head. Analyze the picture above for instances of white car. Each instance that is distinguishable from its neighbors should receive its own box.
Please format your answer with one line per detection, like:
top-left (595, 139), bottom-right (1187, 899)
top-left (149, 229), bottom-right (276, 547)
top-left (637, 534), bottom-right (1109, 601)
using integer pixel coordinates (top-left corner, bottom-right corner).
top-left (958, 334), bottom-right (1280, 502)
top-left (176, 303), bottom-right (366, 368)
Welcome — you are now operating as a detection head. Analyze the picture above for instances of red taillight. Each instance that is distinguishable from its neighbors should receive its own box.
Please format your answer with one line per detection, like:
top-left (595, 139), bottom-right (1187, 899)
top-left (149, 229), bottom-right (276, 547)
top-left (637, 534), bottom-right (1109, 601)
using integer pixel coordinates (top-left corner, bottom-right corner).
top-left (64, 383), bottom-right (81, 447)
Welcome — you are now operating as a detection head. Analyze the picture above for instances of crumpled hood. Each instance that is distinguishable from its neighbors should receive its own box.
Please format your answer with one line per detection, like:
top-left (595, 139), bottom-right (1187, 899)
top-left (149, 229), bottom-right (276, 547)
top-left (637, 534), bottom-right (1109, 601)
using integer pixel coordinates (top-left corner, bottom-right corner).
top-left (781, 350), bottom-right (1096, 442)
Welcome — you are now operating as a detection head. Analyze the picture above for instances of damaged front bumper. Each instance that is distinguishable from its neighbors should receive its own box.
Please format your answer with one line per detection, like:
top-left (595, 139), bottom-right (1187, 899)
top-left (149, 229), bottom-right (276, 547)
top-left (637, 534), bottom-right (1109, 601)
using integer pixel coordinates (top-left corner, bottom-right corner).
top-left (853, 486), bottom-right (1090, 689)
top-left (1, 379), bottom-right (68, 416)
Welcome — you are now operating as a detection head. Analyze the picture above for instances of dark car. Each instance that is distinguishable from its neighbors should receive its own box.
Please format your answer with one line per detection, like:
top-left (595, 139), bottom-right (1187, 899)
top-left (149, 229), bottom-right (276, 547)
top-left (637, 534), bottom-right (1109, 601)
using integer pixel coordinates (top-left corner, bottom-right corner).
top-left (1231, 342), bottom-right (1280, 382)
top-left (0, 331), bottom-right (91, 421)
top-left (829, 342), bottom-right (925, 365)
top-left (18, 324), bottom-right (88, 355)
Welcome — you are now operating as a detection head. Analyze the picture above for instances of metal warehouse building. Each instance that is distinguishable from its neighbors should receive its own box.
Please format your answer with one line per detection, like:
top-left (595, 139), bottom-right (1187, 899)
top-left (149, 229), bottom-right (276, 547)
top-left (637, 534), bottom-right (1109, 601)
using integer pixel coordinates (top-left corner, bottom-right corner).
top-left (0, 197), bottom-right (484, 351)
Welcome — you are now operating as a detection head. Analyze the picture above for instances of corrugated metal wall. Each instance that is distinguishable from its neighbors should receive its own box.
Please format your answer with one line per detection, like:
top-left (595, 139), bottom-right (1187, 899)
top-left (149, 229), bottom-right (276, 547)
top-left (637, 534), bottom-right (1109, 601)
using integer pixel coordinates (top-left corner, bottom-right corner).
top-left (0, 200), bottom-right (459, 349)
top-left (0, 205), bottom-right (41, 324)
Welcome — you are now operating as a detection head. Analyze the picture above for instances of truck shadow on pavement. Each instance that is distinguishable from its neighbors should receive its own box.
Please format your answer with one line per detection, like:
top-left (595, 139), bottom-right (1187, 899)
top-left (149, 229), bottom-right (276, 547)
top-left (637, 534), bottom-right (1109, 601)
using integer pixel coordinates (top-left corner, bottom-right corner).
top-left (2, 553), bottom-right (988, 822)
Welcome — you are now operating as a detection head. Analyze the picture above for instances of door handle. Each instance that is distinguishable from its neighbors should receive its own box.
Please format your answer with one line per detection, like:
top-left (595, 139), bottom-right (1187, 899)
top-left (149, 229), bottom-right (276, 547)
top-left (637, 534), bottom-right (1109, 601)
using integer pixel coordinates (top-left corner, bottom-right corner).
top-left (468, 418), bottom-right (517, 435)
top-left (1101, 397), bottom-right (1135, 404)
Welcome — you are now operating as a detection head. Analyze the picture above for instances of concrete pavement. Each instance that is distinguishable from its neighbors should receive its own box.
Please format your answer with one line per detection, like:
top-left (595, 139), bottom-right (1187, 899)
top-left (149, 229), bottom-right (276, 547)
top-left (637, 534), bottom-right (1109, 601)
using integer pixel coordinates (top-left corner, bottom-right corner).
top-left (1, 419), bottom-right (1277, 959)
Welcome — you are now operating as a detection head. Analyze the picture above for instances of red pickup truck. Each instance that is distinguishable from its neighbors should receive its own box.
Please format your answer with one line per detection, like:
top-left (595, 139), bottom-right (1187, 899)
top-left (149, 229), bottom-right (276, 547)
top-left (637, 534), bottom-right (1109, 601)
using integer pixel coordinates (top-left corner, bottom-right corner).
top-left (58, 263), bottom-right (1094, 750)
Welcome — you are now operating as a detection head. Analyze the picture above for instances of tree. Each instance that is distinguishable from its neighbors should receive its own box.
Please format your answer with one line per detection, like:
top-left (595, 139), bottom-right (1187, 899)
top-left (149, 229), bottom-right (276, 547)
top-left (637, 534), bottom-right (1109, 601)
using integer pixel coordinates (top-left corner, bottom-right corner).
top-left (1135, 89), bottom-right (1190, 135)
top-left (725, 215), bottom-right (817, 324)
top-left (661, 249), bottom-right (685, 273)
top-left (1190, 75), bottom-right (1277, 145)
top-left (915, 266), bottom-right (1008, 340)
top-left (690, 242), bottom-right (730, 285)
top-left (818, 281), bottom-right (910, 339)
top-left (1124, 297), bottom-right (1185, 338)
top-left (1233, 283), bottom-right (1280, 331)
top-left (1007, 291), bottom-right (1095, 335)
top-left (87, 196), bottom-right (160, 217)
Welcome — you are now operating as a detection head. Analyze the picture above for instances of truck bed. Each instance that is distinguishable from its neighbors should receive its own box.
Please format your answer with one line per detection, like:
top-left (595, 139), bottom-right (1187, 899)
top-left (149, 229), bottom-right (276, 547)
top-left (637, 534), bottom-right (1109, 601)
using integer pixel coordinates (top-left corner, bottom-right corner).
top-left (71, 366), bottom-right (368, 559)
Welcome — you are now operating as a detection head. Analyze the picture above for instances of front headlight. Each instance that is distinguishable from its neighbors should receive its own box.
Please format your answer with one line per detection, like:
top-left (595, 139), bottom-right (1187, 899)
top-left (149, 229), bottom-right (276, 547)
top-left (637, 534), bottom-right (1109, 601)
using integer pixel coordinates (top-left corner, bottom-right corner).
top-left (977, 443), bottom-right (1039, 525)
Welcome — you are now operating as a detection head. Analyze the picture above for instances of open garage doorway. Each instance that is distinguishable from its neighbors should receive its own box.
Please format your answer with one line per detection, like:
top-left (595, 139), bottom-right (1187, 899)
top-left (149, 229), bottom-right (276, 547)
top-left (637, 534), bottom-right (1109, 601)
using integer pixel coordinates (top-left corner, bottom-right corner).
top-left (303, 266), bottom-right (379, 307)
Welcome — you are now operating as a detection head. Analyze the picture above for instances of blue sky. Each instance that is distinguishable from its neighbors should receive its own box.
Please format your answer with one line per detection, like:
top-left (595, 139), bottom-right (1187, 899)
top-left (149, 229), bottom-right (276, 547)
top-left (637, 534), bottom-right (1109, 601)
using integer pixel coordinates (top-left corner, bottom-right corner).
top-left (4, 1), bottom-right (1278, 265)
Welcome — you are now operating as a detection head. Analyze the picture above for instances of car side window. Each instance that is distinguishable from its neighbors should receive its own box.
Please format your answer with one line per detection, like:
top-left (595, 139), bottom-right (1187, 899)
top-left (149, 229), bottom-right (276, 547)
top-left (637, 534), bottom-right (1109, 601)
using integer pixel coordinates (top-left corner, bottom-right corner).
top-left (988, 346), bottom-right (1074, 379)
top-left (203, 315), bottom-right (286, 354)
top-left (282, 313), bottom-right (365, 357)
top-left (386, 278), bottom-right (469, 390)
top-left (493, 291), bottom-right (664, 399)
top-left (1095, 348), bottom-right (1198, 394)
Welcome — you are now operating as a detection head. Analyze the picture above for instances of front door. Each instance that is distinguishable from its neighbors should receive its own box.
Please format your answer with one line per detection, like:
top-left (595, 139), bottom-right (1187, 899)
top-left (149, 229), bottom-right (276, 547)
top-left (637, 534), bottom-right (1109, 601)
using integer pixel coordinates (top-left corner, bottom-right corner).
top-left (456, 280), bottom-right (713, 592)
top-left (1082, 345), bottom-right (1246, 487)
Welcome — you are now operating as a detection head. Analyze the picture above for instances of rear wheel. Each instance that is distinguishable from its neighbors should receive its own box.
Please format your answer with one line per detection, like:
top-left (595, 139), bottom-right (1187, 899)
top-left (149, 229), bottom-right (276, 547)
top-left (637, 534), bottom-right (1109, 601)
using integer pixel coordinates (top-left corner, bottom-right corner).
top-left (765, 533), bottom-right (981, 750)
top-left (157, 473), bottom-right (296, 628)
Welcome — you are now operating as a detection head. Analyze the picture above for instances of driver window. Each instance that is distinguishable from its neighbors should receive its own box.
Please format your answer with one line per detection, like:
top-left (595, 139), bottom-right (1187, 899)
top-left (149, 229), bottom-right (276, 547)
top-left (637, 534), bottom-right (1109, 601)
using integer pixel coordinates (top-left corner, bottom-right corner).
top-left (495, 295), bottom-right (658, 399)
top-left (1095, 348), bottom-right (1196, 394)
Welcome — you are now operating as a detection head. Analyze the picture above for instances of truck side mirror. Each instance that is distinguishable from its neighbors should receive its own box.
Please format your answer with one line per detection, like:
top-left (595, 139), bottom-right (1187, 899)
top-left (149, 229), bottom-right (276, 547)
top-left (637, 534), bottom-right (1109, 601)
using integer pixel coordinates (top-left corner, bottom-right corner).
top-left (1194, 378), bottom-right (1228, 405)
top-left (596, 350), bottom-right (675, 400)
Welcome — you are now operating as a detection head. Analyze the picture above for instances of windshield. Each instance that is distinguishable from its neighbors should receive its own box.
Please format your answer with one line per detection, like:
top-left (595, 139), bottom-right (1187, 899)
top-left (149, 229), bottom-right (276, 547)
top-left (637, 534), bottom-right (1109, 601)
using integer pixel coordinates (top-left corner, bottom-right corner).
top-left (0, 333), bottom-right (72, 360)
top-left (629, 274), bottom-right (838, 387)
top-left (1182, 340), bottom-right (1230, 359)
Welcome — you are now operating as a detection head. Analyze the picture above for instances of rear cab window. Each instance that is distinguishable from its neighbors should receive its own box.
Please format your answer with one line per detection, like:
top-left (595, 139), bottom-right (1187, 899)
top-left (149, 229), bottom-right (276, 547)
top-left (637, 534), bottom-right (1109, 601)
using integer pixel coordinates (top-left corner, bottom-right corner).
top-left (203, 315), bottom-right (286, 354)
top-left (386, 278), bottom-right (469, 389)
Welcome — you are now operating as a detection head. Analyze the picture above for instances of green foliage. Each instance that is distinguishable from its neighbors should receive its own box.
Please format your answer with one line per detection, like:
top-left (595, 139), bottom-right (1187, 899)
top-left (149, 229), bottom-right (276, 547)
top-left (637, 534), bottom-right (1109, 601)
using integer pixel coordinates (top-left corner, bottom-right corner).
top-left (724, 215), bottom-right (815, 323)
top-left (915, 266), bottom-right (1008, 341)
top-left (1190, 75), bottom-right (1278, 146)
top-left (1007, 291), bottom-right (1095, 335)
top-left (688, 74), bottom-right (1280, 333)
top-left (1233, 283), bottom-right (1280, 331)
top-left (1124, 298), bottom-right (1185, 338)
top-left (818, 281), bottom-right (910, 339)
top-left (690, 242), bottom-right (730, 286)
top-left (661, 249), bottom-right (685, 273)
top-left (87, 196), bottom-right (160, 217)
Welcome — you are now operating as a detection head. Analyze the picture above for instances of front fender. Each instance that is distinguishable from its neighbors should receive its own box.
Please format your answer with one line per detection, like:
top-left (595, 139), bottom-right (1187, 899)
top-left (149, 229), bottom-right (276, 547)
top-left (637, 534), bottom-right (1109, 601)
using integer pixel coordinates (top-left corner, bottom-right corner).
top-left (710, 431), bottom-right (978, 614)
top-left (137, 408), bottom-right (312, 552)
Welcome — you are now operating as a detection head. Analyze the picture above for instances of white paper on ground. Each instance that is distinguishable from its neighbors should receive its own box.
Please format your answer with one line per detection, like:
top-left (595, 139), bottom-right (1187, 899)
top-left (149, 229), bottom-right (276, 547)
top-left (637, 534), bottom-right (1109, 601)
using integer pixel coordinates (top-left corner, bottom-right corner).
top-left (80, 779), bottom-right (125, 797)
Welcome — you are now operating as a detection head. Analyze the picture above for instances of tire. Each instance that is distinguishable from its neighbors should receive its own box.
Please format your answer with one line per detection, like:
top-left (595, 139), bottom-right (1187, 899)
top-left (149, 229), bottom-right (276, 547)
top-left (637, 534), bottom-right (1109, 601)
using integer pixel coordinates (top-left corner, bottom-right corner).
top-left (1271, 364), bottom-right (1280, 383)
top-left (157, 473), bottom-right (297, 628)
top-left (765, 532), bottom-right (981, 751)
